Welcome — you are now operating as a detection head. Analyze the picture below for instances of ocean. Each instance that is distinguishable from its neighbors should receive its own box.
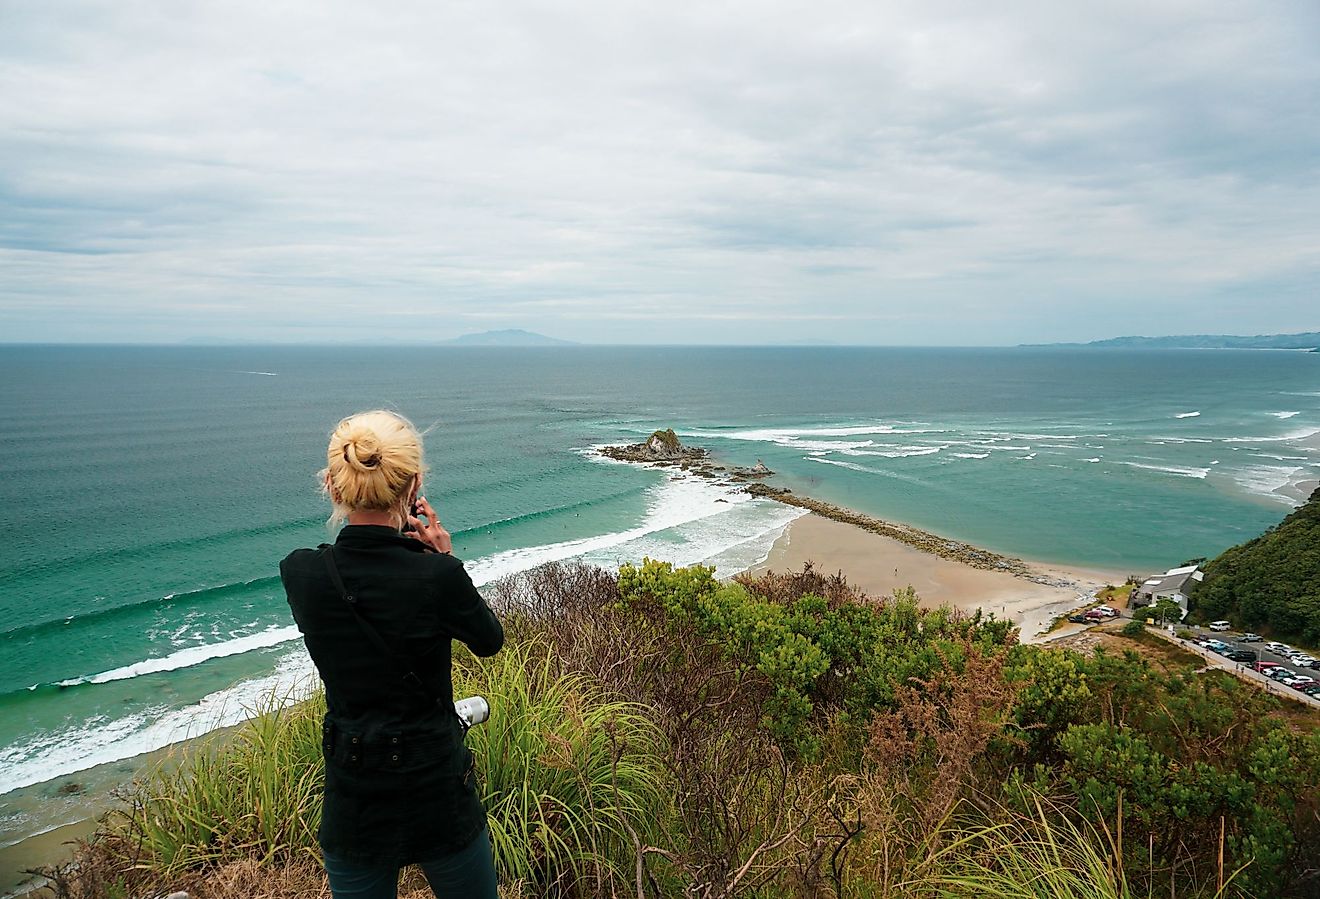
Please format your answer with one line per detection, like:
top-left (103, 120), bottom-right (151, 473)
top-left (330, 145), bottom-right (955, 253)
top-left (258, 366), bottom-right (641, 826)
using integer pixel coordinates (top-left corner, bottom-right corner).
top-left (1, 344), bottom-right (1318, 858)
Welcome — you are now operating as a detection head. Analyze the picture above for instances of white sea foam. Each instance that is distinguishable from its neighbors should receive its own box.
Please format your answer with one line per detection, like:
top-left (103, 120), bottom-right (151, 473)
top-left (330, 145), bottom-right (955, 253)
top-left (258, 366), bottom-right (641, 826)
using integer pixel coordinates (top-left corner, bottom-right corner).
top-left (947, 441), bottom-right (1031, 452)
top-left (1115, 462), bottom-right (1211, 479)
top-left (681, 423), bottom-right (944, 445)
top-left (0, 650), bottom-right (317, 796)
top-left (613, 503), bottom-right (807, 576)
top-left (806, 457), bottom-right (872, 473)
top-left (1019, 453), bottom-right (1037, 460)
top-left (1270, 411), bottom-right (1300, 419)
top-left (1228, 465), bottom-right (1305, 505)
top-left (1174, 411), bottom-right (1201, 418)
top-left (57, 626), bottom-right (303, 687)
top-left (1222, 426), bottom-right (1320, 444)
top-left (951, 452), bottom-right (990, 459)
top-left (847, 445), bottom-right (944, 458)
top-left (1084, 458), bottom-right (1101, 463)
top-left (466, 465), bottom-right (798, 586)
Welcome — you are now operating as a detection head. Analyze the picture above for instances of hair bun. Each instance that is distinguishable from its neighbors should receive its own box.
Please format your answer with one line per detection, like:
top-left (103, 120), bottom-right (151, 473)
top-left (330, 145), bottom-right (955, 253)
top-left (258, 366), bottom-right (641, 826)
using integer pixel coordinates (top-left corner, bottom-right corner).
top-left (323, 410), bottom-right (426, 524)
top-left (343, 432), bottom-right (383, 471)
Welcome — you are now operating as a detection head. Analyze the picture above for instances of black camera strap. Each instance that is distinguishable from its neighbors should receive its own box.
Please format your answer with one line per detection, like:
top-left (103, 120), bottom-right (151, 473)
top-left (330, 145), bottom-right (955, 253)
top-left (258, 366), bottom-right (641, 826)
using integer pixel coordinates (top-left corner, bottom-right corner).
top-left (320, 545), bottom-right (441, 707)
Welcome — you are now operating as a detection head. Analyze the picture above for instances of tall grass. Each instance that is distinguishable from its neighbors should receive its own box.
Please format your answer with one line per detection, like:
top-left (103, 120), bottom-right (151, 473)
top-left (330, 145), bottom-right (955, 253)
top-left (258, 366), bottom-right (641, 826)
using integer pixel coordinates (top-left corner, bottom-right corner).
top-left (907, 800), bottom-right (1249, 899)
top-left (99, 639), bottom-right (664, 896)
top-left (460, 640), bottom-right (667, 894)
top-left (117, 688), bottom-right (324, 871)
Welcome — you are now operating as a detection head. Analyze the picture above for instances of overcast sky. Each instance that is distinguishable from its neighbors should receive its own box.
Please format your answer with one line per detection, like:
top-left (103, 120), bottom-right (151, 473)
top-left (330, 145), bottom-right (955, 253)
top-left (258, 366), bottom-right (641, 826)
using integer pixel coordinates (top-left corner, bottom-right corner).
top-left (2, 1), bottom-right (1317, 345)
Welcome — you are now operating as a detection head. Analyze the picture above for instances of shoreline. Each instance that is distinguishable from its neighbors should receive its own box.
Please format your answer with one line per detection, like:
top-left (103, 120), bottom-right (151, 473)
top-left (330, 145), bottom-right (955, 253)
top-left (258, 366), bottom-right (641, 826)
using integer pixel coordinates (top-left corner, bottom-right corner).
top-left (750, 513), bottom-right (1124, 644)
top-left (743, 483), bottom-right (1043, 579)
top-left (0, 721), bottom-right (245, 897)
top-left (591, 441), bottom-right (1134, 643)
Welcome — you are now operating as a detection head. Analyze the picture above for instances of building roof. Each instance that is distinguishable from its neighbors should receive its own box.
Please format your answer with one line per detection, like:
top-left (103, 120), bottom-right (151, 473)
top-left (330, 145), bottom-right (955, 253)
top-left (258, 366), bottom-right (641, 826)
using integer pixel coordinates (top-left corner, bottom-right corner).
top-left (1139, 566), bottom-right (1202, 597)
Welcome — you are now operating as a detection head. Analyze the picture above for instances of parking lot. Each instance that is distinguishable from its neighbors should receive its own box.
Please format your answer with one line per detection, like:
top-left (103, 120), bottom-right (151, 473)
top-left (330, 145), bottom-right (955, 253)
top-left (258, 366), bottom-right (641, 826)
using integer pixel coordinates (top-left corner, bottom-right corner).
top-left (1166, 626), bottom-right (1320, 709)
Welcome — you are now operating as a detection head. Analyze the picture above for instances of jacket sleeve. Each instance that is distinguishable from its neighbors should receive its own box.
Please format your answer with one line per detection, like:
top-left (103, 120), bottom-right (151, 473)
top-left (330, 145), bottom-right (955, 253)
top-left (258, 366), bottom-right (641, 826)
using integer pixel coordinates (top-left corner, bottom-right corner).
top-left (441, 560), bottom-right (504, 657)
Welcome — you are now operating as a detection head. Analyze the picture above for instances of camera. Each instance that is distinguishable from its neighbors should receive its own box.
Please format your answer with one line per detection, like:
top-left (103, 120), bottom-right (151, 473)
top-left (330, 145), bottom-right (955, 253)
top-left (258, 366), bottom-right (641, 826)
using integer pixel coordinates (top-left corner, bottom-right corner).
top-left (454, 695), bottom-right (490, 728)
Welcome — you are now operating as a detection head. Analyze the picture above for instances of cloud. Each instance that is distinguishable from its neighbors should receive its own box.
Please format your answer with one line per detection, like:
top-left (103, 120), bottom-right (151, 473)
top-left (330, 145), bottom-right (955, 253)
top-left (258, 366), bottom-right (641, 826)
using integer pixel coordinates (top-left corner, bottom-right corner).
top-left (1, 0), bottom-right (1317, 344)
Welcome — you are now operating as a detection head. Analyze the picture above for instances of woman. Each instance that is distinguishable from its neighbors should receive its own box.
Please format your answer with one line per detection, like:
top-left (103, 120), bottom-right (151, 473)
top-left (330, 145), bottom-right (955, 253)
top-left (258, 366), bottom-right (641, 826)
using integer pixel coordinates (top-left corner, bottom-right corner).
top-left (281, 410), bottom-right (503, 899)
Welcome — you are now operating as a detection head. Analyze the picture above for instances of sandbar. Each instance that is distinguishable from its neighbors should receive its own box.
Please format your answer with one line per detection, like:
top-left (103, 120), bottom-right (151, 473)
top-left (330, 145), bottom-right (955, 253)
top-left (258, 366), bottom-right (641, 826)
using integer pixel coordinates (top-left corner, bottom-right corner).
top-left (751, 513), bottom-right (1126, 643)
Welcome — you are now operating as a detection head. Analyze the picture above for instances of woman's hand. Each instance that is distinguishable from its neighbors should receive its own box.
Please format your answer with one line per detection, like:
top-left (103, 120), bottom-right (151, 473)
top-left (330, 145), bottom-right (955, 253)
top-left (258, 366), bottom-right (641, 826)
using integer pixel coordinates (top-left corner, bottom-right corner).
top-left (407, 496), bottom-right (453, 554)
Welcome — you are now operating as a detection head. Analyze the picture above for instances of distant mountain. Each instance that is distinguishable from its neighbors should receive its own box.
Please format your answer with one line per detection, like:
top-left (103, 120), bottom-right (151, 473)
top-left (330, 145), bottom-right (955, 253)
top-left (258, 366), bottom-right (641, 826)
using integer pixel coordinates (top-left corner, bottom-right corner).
top-left (1029, 332), bottom-right (1320, 350)
top-left (445, 329), bottom-right (577, 347)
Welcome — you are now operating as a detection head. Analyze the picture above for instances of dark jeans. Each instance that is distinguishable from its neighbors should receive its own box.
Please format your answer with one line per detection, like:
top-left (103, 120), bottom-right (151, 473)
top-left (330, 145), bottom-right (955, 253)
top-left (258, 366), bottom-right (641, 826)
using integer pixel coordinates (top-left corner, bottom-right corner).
top-left (322, 826), bottom-right (498, 899)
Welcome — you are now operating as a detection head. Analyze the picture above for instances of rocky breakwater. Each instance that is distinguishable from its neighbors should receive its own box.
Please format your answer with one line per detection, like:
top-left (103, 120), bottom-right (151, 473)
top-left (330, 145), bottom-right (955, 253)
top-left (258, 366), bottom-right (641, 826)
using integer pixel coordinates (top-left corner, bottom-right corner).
top-left (599, 429), bottom-right (775, 483)
top-left (743, 483), bottom-right (1047, 581)
top-left (601, 431), bottom-right (1060, 587)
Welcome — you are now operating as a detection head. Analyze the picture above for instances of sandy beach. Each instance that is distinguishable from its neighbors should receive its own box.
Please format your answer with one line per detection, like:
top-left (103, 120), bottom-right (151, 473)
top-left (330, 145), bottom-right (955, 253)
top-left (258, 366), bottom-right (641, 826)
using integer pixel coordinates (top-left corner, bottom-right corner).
top-left (752, 513), bottom-right (1126, 643)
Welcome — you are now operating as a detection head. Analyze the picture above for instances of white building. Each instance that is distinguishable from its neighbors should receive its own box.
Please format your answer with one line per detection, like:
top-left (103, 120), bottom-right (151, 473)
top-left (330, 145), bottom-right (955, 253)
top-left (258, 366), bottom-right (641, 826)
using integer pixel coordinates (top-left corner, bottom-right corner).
top-left (1130, 564), bottom-right (1204, 617)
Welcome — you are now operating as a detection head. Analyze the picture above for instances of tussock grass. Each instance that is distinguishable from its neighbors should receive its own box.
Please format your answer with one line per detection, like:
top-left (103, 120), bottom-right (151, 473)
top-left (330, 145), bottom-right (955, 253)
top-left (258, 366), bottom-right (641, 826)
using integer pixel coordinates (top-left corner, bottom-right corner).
top-left (461, 640), bottom-right (665, 894)
top-left (911, 800), bottom-right (1248, 899)
top-left (117, 689), bottom-right (324, 872)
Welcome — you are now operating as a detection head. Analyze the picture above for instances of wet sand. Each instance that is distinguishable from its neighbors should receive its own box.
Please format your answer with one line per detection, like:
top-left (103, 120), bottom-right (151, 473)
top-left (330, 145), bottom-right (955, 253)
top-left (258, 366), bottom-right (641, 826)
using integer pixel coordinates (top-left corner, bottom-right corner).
top-left (752, 513), bottom-right (1126, 643)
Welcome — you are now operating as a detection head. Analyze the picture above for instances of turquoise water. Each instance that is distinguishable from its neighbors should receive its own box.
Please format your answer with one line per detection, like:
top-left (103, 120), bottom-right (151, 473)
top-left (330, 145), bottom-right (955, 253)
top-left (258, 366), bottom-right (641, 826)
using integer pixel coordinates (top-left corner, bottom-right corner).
top-left (1, 345), bottom-right (1317, 841)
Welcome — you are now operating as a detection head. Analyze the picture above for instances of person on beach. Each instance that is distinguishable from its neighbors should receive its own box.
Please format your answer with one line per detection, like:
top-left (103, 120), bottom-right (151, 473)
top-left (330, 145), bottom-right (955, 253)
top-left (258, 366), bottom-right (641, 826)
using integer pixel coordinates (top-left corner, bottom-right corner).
top-left (280, 410), bottom-right (504, 899)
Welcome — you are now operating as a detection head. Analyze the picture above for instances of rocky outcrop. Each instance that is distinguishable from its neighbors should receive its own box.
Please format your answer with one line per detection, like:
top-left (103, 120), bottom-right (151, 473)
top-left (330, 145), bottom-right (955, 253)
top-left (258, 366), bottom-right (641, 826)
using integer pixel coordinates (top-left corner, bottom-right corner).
top-left (600, 429), bottom-right (707, 464)
top-left (599, 430), bottom-right (775, 483)
top-left (727, 460), bottom-right (774, 481)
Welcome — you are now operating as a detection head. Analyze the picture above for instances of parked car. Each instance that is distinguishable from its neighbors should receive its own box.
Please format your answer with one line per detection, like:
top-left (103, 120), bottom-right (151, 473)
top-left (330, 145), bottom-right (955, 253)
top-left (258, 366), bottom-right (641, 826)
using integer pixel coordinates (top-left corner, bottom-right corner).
top-left (1239, 633), bottom-right (1262, 642)
top-left (1226, 650), bottom-right (1257, 663)
top-left (1254, 661), bottom-right (1281, 673)
top-left (1084, 609), bottom-right (1107, 621)
top-left (1067, 614), bottom-right (1089, 624)
top-left (1282, 676), bottom-right (1316, 690)
top-left (1303, 683), bottom-right (1320, 697)
top-left (1265, 668), bottom-right (1293, 681)
top-left (1205, 640), bottom-right (1229, 652)
top-left (1209, 620), bottom-right (1231, 631)
top-left (1294, 655), bottom-right (1318, 667)
top-left (1094, 606), bottom-right (1118, 618)
top-left (1266, 642), bottom-right (1292, 654)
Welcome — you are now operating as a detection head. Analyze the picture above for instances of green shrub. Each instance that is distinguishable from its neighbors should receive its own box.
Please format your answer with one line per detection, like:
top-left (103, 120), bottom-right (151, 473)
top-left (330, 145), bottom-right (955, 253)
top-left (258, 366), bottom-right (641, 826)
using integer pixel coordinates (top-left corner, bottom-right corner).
top-left (1121, 619), bottom-right (1147, 637)
top-left (618, 558), bottom-right (1016, 759)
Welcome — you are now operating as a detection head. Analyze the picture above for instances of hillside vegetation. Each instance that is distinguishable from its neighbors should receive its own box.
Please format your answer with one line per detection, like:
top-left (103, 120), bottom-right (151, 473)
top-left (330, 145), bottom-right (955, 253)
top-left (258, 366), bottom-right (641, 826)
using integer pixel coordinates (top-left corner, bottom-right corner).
top-left (45, 561), bottom-right (1320, 898)
top-left (1192, 487), bottom-right (1320, 644)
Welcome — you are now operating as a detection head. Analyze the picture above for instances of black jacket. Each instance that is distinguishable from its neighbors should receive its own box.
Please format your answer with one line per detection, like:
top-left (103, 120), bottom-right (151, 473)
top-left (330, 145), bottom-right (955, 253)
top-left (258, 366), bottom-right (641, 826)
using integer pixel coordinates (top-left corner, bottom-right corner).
top-left (281, 525), bottom-right (504, 863)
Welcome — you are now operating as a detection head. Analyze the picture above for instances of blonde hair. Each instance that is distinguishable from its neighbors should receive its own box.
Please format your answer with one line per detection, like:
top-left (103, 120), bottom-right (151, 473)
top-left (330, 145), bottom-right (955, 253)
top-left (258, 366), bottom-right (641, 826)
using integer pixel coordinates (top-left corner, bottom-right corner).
top-left (323, 410), bottom-right (426, 525)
